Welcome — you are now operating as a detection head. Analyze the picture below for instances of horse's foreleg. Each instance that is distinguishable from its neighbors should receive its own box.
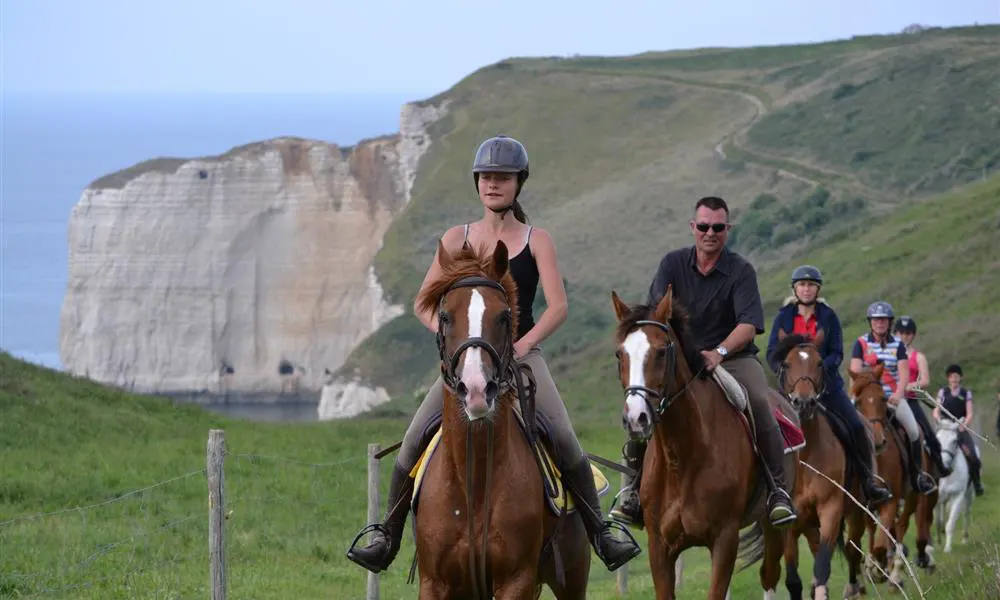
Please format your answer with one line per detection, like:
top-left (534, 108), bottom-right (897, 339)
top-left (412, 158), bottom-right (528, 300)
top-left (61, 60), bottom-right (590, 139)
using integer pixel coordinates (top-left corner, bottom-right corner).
top-left (648, 538), bottom-right (679, 600)
top-left (945, 496), bottom-right (963, 553)
top-left (842, 508), bottom-right (866, 599)
top-left (707, 528), bottom-right (740, 600)
top-left (758, 524), bottom-right (784, 599)
top-left (916, 494), bottom-right (935, 571)
top-left (812, 501), bottom-right (842, 600)
top-left (963, 487), bottom-right (973, 545)
top-left (782, 528), bottom-right (803, 600)
top-left (494, 569), bottom-right (539, 600)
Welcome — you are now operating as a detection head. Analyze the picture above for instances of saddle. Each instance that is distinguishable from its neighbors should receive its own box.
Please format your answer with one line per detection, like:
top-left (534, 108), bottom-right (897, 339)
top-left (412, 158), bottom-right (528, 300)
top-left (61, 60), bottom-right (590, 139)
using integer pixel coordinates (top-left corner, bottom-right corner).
top-left (409, 403), bottom-right (610, 517)
top-left (713, 365), bottom-right (805, 455)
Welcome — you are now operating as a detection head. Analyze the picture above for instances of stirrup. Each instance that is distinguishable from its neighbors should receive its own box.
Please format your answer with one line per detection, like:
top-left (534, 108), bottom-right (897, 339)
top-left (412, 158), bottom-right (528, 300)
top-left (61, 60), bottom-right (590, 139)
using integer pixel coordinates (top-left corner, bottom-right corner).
top-left (346, 523), bottom-right (393, 572)
top-left (607, 489), bottom-right (644, 530)
top-left (916, 473), bottom-right (937, 496)
top-left (767, 490), bottom-right (797, 527)
top-left (594, 520), bottom-right (642, 571)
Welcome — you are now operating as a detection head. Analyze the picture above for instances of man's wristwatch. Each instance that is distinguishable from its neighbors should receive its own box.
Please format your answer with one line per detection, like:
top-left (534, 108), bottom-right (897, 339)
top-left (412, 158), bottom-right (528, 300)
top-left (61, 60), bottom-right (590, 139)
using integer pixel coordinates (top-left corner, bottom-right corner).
top-left (715, 345), bottom-right (729, 358)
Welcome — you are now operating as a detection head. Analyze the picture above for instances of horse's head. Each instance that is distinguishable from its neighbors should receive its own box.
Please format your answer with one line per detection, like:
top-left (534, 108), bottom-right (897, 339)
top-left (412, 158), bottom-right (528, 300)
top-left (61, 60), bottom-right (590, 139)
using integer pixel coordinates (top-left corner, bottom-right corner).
top-left (849, 363), bottom-right (888, 453)
top-left (936, 418), bottom-right (962, 471)
top-left (610, 284), bottom-right (703, 440)
top-left (417, 240), bottom-right (518, 422)
top-left (772, 328), bottom-right (826, 420)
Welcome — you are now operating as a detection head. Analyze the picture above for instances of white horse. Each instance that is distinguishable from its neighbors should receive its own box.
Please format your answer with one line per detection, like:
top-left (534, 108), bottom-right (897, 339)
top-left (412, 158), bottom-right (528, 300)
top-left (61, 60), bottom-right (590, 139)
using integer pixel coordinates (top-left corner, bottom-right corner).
top-left (934, 419), bottom-right (975, 553)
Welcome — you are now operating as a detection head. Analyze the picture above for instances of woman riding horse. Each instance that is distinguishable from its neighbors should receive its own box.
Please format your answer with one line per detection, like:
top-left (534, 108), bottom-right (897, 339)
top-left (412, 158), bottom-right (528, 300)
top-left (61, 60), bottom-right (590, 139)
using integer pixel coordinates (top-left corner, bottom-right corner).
top-left (346, 135), bottom-right (641, 574)
top-left (934, 364), bottom-right (985, 496)
top-left (765, 265), bottom-right (892, 505)
top-left (849, 301), bottom-right (937, 496)
top-left (893, 315), bottom-right (952, 477)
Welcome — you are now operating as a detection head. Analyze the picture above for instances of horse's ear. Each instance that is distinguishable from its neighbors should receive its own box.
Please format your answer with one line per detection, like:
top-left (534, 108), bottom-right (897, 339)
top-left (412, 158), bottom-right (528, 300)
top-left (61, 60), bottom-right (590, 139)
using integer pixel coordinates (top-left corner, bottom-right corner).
top-left (813, 328), bottom-right (825, 348)
top-left (654, 284), bottom-right (674, 322)
top-left (437, 239), bottom-right (455, 269)
top-left (491, 240), bottom-right (509, 279)
top-left (847, 367), bottom-right (862, 381)
top-left (777, 328), bottom-right (788, 341)
top-left (873, 362), bottom-right (885, 381)
top-left (611, 290), bottom-right (631, 323)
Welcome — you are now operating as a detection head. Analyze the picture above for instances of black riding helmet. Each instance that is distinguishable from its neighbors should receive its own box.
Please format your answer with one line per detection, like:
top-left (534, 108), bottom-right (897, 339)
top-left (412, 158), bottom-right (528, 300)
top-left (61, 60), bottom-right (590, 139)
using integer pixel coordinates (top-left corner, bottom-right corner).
top-left (790, 265), bottom-right (823, 285)
top-left (472, 135), bottom-right (530, 215)
top-left (894, 316), bottom-right (917, 334)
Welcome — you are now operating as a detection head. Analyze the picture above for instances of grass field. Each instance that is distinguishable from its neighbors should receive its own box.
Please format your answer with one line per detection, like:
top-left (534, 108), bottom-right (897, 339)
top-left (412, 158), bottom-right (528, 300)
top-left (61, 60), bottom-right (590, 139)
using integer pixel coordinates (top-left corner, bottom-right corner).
top-left (2, 351), bottom-right (999, 598)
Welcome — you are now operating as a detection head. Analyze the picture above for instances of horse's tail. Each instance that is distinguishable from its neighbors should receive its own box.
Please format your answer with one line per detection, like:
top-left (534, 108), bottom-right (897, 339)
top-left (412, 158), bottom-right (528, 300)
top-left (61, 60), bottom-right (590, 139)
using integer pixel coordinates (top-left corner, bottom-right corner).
top-left (735, 522), bottom-right (766, 572)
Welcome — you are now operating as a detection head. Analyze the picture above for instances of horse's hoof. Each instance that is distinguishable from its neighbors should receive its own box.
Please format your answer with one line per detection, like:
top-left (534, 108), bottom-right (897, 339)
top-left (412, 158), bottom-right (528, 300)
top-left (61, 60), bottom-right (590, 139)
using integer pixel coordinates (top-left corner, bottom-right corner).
top-left (814, 584), bottom-right (828, 600)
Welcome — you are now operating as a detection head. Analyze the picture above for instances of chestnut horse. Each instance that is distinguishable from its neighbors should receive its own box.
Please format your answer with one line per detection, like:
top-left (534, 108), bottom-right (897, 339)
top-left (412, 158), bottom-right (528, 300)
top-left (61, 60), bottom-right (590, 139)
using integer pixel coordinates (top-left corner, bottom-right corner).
top-left (844, 365), bottom-right (909, 596)
top-left (610, 286), bottom-right (798, 600)
top-left (772, 329), bottom-right (851, 600)
top-left (412, 240), bottom-right (591, 599)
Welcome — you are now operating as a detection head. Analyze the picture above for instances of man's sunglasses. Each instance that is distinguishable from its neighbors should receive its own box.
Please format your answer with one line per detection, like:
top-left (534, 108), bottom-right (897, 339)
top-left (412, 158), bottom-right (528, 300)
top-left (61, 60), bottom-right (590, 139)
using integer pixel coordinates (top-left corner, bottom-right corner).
top-left (695, 222), bottom-right (730, 233)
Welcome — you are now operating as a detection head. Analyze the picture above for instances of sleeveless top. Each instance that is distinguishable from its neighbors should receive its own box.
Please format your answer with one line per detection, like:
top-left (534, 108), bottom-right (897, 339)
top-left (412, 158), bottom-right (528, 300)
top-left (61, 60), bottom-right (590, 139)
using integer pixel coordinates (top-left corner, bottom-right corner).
top-left (905, 350), bottom-right (922, 400)
top-left (856, 334), bottom-right (904, 397)
top-left (939, 386), bottom-right (970, 422)
top-left (464, 224), bottom-right (539, 341)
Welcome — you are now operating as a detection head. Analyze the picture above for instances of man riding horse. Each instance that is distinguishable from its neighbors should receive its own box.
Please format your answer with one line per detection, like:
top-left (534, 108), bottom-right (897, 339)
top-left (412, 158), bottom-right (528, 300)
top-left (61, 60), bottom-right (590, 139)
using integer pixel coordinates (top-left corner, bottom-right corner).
top-left (610, 195), bottom-right (797, 530)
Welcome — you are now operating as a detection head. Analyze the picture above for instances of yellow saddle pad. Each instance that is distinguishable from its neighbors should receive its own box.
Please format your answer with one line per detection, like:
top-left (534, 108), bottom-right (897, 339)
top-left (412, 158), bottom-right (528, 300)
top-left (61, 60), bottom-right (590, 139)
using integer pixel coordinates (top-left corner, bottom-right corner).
top-left (410, 416), bottom-right (609, 516)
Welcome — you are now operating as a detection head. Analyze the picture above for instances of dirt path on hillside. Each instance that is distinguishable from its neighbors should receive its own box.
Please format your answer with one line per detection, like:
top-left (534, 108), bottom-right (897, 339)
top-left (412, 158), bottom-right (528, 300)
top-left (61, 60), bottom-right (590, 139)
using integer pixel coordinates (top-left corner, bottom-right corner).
top-left (558, 67), bottom-right (887, 201)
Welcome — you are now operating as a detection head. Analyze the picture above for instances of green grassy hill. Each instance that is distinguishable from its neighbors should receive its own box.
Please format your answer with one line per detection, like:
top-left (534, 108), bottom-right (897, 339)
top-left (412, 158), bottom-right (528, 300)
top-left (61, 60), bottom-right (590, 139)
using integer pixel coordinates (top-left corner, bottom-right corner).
top-left (339, 24), bottom-right (1000, 403)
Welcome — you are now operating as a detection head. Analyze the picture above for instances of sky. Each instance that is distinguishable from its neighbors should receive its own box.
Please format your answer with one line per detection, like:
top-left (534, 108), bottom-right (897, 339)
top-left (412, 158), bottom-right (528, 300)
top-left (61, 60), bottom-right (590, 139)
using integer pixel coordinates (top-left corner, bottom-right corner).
top-left (3, 0), bottom-right (999, 96)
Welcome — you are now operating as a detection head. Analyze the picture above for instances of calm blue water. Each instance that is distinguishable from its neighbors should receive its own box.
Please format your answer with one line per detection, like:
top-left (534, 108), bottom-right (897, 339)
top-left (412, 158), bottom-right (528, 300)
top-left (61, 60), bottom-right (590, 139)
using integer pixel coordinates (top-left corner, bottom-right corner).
top-left (1, 91), bottom-right (419, 371)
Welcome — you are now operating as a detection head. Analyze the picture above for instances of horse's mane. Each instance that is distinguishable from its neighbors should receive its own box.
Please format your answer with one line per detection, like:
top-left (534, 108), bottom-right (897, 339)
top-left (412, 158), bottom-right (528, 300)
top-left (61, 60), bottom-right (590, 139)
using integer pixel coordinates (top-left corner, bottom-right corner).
top-left (769, 333), bottom-right (813, 365)
top-left (415, 242), bottom-right (519, 328)
top-left (616, 298), bottom-right (706, 375)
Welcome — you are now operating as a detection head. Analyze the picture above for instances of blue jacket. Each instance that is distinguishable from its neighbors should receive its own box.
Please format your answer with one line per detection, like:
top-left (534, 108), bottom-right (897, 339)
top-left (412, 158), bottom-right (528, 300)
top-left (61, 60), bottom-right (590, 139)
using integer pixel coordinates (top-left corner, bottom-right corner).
top-left (766, 298), bottom-right (846, 392)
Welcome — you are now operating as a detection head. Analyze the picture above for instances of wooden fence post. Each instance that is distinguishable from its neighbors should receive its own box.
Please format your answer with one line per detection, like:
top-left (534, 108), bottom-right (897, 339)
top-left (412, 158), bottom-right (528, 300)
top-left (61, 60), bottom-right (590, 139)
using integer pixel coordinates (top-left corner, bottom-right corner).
top-left (207, 429), bottom-right (227, 600)
top-left (367, 443), bottom-right (381, 600)
top-left (616, 467), bottom-right (628, 595)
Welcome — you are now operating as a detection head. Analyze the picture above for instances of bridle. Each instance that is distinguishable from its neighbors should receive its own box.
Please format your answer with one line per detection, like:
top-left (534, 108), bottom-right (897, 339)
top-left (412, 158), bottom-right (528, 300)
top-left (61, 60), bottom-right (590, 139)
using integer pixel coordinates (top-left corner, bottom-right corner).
top-left (432, 274), bottom-right (547, 599)
top-left (854, 379), bottom-right (890, 454)
top-left (619, 319), bottom-right (702, 426)
top-left (776, 342), bottom-right (826, 418)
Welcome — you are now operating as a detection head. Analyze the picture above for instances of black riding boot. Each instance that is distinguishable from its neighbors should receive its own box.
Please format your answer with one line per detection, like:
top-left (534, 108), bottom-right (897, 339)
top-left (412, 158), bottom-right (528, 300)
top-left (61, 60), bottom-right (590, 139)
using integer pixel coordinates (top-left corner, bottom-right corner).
top-left (755, 417), bottom-right (797, 528)
top-left (965, 446), bottom-right (985, 496)
top-left (563, 456), bottom-right (642, 571)
top-left (908, 440), bottom-right (937, 496)
top-left (346, 462), bottom-right (415, 573)
top-left (852, 425), bottom-right (893, 505)
top-left (608, 439), bottom-right (646, 529)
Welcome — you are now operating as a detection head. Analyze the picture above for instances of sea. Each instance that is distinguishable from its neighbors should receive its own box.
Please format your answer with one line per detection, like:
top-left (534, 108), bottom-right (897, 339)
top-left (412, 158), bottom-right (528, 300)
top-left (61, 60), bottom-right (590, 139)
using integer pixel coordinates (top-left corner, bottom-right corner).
top-left (1, 91), bottom-right (422, 420)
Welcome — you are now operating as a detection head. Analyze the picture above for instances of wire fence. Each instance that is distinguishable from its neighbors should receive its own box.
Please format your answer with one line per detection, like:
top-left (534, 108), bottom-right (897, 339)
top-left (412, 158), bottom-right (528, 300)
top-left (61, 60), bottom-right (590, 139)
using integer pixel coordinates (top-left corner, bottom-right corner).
top-left (0, 429), bottom-right (365, 599)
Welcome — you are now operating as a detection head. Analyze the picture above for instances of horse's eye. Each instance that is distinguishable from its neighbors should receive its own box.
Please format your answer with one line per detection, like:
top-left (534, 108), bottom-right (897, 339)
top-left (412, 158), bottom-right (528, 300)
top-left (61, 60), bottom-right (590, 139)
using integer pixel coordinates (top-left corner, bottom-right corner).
top-left (655, 346), bottom-right (667, 360)
top-left (439, 311), bottom-right (451, 326)
top-left (614, 349), bottom-right (622, 360)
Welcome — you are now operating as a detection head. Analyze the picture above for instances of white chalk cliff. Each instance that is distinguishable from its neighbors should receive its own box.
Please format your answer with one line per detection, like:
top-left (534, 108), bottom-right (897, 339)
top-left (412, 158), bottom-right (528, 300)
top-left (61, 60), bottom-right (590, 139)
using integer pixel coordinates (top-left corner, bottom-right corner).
top-left (60, 101), bottom-right (448, 403)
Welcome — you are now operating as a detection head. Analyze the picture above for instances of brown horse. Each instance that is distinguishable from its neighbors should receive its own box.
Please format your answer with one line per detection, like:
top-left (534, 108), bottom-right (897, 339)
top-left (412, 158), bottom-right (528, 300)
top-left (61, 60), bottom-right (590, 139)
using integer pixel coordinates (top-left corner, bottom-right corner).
top-left (610, 286), bottom-right (799, 600)
top-left (844, 365), bottom-right (908, 596)
top-left (772, 329), bottom-right (850, 600)
top-left (412, 240), bottom-right (591, 599)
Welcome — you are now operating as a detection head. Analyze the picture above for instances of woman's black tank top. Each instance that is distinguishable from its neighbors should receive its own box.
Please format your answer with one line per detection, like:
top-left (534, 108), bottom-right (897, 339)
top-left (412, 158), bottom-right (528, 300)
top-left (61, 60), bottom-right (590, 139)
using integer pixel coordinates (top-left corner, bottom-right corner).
top-left (464, 224), bottom-right (539, 341)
